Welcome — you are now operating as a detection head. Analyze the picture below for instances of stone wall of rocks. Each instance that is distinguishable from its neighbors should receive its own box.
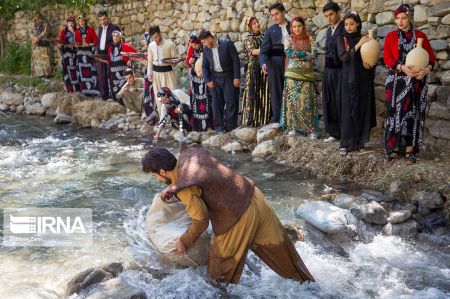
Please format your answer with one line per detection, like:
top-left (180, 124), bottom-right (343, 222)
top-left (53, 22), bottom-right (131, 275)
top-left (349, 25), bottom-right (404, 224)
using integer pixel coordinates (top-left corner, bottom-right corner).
top-left (5, 0), bottom-right (450, 148)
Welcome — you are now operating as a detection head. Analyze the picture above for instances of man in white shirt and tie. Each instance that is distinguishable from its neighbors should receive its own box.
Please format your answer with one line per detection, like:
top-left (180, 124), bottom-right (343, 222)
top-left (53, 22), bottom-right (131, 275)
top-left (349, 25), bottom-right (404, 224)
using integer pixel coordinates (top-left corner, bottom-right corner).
top-left (96, 10), bottom-right (120, 100)
top-left (198, 30), bottom-right (240, 133)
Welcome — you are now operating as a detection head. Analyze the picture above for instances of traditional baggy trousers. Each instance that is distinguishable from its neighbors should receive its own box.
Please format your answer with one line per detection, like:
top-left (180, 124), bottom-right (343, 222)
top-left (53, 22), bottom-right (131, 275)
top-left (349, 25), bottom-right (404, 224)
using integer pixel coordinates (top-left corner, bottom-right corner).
top-left (207, 187), bottom-right (315, 284)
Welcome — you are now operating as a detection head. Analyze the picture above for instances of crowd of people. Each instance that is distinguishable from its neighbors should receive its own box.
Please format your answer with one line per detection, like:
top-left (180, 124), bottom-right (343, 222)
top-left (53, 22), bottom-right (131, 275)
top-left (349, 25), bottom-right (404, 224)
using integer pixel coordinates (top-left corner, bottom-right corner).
top-left (30, 2), bottom-right (435, 164)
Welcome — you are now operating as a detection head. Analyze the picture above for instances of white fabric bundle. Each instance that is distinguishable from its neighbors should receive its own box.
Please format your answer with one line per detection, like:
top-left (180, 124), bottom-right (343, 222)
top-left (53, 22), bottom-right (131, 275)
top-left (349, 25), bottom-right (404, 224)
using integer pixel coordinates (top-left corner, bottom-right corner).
top-left (146, 193), bottom-right (210, 267)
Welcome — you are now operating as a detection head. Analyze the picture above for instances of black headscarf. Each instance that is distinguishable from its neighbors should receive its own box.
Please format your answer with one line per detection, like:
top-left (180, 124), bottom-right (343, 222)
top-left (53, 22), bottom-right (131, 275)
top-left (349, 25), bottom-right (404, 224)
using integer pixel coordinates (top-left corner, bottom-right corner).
top-left (343, 11), bottom-right (362, 48)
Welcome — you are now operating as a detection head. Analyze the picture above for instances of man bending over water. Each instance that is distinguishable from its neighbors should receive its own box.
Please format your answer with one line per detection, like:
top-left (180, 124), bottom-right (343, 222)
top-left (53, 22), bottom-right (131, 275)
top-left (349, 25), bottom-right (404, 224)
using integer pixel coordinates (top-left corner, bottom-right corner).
top-left (142, 144), bottom-right (315, 286)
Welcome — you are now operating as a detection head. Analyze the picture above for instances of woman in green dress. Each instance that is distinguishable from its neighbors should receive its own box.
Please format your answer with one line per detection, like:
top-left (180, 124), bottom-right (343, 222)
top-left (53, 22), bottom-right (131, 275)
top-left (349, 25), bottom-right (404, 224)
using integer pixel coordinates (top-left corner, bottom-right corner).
top-left (241, 17), bottom-right (270, 127)
top-left (281, 16), bottom-right (319, 138)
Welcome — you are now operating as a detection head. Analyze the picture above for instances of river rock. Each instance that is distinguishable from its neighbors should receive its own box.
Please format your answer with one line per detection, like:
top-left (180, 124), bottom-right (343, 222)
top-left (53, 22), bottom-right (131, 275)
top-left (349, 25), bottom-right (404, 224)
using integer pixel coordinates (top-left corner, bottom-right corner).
top-left (411, 191), bottom-right (446, 214)
top-left (221, 141), bottom-right (244, 153)
top-left (65, 262), bottom-right (123, 296)
top-left (251, 140), bottom-right (276, 157)
top-left (91, 119), bottom-right (101, 128)
top-left (40, 92), bottom-right (58, 109)
top-left (202, 135), bottom-right (222, 149)
top-left (256, 123), bottom-right (279, 144)
top-left (0, 103), bottom-right (9, 111)
top-left (26, 103), bottom-right (45, 115)
top-left (232, 127), bottom-right (257, 143)
top-left (333, 193), bottom-right (360, 209)
top-left (54, 113), bottom-right (73, 124)
top-left (360, 190), bottom-right (394, 202)
top-left (301, 222), bottom-right (349, 256)
top-left (413, 212), bottom-right (449, 232)
top-left (387, 210), bottom-right (411, 224)
top-left (187, 131), bottom-right (202, 143)
top-left (83, 278), bottom-right (147, 299)
top-left (382, 220), bottom-right (418, 236)
top-left (351, 201), bottom-right (388, 225)
top-left (0, 92), bottom-right (23, 106)
top-left (16, 105), bottom-right (24, 114)
top-left (296, 201), bottom-right (357, 234)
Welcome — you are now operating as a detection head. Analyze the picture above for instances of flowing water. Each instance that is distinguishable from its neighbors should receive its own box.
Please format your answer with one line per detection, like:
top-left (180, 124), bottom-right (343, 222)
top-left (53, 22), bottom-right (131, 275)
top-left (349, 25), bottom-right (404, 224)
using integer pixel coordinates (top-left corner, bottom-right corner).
top-left (0, 114), bottom-right (449, 299)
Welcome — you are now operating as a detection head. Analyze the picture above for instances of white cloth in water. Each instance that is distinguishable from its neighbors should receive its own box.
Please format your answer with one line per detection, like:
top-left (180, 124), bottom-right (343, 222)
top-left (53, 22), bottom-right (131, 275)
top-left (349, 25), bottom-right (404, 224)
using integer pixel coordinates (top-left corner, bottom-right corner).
top-left (146, 193), bottom-right (210, 267)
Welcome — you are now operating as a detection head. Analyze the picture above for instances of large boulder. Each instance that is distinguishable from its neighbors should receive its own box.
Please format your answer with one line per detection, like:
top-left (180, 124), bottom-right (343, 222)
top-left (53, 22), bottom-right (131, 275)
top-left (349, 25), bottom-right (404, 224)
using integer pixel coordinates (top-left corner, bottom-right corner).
top-left (65, 262), bottom-right (123, 296)
top-left (387, 210), bottom-right (411, 224)
top-left (251, 140), bottom-right (276, 157)
top-left (83, 278), bottom-right (147, 299)
top-left (232, 127), bottom-right (257, 143)
top-left (72, 100), bottom-right (126, 125)
top-left (221, 141), bottom-right (244, 153)
top-left (54, 113), bottom-right (73, 124)
top-left (201, 135), bottom-right (222, 149)
top-left (0, 92), bottom-right (23, 106)
top-left (411, 191), bottom-right (446, 214)
top-left (256, 123), bottom-right (280, 143)
top-left (382, 220), bottom-right (418, 236)
top-left (350, 201), bottom-right (388, 225)
top-left (295, 201), bottom-right (358, 234)
top-left (25, 103), bottom-right (45, 115)
top-left (56, 93), bottom-right (86, 116)
top-left (40, 92), bottom-right (58, 109)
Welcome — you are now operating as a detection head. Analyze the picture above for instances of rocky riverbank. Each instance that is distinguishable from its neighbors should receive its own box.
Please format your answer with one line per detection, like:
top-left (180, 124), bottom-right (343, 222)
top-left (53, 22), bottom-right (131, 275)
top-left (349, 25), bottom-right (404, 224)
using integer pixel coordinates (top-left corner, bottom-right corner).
top-left (1, 80), bottom-right (448, 202)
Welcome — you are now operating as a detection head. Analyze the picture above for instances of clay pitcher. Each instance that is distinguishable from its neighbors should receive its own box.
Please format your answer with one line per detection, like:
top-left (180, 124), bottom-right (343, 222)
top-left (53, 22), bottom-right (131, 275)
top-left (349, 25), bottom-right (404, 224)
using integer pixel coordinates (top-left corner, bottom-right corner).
top-left (405, 37), bottom-right (429, 72)
top-left (360, 30), bottom-right (380, 69)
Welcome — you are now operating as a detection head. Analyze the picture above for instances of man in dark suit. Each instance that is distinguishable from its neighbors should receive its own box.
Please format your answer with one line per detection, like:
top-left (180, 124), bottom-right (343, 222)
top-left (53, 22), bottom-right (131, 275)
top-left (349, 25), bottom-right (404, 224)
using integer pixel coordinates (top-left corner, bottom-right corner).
top-left (322, 2), bottom-right (344, 142)
top-left (198, 30), bottom-right (240, 133)
top-left (260, 3), bottom-right (290, 124)
top-left (96, 10), bottom-right (120, 100)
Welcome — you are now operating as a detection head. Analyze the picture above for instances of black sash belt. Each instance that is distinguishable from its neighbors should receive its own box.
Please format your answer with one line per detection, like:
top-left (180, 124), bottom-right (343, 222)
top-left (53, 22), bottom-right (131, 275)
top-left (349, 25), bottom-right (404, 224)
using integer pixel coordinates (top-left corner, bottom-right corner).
top-left (269, 48), bottom-right (286, 57)
top-left (153, 65), bottom-right (173, 72)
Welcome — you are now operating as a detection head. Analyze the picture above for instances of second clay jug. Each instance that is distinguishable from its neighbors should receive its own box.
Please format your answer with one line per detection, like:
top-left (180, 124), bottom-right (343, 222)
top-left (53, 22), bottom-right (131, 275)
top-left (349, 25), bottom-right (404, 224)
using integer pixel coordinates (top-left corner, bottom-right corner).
top-left (360, 30), bottom-right (380, 69)
top-left (405, 38), bottom-right (429, 72)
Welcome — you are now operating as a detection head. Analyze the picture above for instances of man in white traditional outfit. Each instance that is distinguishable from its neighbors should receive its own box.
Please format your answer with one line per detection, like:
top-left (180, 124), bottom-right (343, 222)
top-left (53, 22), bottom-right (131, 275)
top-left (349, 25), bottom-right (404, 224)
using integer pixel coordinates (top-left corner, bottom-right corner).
top-left (147, 26), bottom-right (179, 116)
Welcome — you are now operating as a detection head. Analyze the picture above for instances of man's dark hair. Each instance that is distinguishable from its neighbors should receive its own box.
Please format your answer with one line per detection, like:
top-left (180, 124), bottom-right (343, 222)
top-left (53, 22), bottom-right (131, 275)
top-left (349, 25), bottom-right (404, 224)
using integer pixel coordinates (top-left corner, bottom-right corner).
top-left (124, 68), bottom-right (134, 76)
top-left (148, 26), bottom-right (161, 36)
top-left (269, 3), bottom-right (286, 12)
top-left (97, 10), bottom-right (108, 17)
top-left (322, 2), bottom-right (340, 13)
top-left (142, 148), bottom-right (177, 173)
top-left (197, 30), bottom-right (214, 41)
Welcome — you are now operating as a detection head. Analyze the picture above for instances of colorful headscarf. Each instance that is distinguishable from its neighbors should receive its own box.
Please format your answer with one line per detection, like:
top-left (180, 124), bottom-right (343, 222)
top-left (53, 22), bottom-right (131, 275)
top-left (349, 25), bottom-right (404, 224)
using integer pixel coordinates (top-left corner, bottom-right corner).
top-left (246, 16), bottom-right (257, 33)
top-left (289, 16), bottom-right (310, 51)
top-left (189, 34), bottom-right (201, 44)
top-left (157, 87), bottom-right (180, 105)
top-left (67, 16), bottom-right (76, 24)
top-left (395, 4), bottom-right (414, 17)
top-left (112, 30), bottom-right (122, 37)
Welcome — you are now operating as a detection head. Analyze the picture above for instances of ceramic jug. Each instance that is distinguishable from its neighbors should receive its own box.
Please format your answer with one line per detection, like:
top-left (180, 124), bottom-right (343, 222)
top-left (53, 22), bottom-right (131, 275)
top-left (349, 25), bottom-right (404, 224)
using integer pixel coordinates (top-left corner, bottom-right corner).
top-left (360, 30), bottom-right (380, 69)
top-left (405, 38), bottom-right (429, 72)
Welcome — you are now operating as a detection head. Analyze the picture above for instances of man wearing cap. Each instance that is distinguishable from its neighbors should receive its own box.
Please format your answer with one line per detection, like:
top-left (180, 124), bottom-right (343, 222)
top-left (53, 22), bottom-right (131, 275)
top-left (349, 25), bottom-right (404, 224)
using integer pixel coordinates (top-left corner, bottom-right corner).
top-left (322, 2), bottom-right (345, 143)
top-left (116, 68), bottom-right (145, 114)
top-left (147, 26), bottom-right (179, 115)
top-left (97, 10), bottom-right (120, 100)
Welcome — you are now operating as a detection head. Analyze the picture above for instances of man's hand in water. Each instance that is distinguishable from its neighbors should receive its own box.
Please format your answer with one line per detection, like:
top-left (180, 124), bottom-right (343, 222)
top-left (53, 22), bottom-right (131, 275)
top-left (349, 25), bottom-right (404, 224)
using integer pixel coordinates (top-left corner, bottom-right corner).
top-left (175, 239), bottom-right (186, 254)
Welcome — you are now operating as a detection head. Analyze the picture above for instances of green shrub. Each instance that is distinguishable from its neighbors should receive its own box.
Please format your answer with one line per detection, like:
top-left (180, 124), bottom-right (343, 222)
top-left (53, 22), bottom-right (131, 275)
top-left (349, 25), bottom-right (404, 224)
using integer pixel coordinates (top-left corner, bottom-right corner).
top-left (0, 42), bottom-right (31, 75)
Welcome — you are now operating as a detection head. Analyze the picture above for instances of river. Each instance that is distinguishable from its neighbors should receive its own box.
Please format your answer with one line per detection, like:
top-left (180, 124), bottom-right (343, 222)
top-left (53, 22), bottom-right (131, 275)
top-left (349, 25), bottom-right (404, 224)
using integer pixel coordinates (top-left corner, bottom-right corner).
top-left (0, 114), bottom-right (449, 298)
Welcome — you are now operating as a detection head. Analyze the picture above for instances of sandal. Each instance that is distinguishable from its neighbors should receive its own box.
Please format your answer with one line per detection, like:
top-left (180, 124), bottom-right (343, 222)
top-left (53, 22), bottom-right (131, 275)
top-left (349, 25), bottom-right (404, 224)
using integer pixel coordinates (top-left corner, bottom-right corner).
top-left (406, 152), bottom-right (417, 165)
top-left (339, 148), bottom-right (348, 156)
top-left (384, 151), bottom-right (398, 164)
